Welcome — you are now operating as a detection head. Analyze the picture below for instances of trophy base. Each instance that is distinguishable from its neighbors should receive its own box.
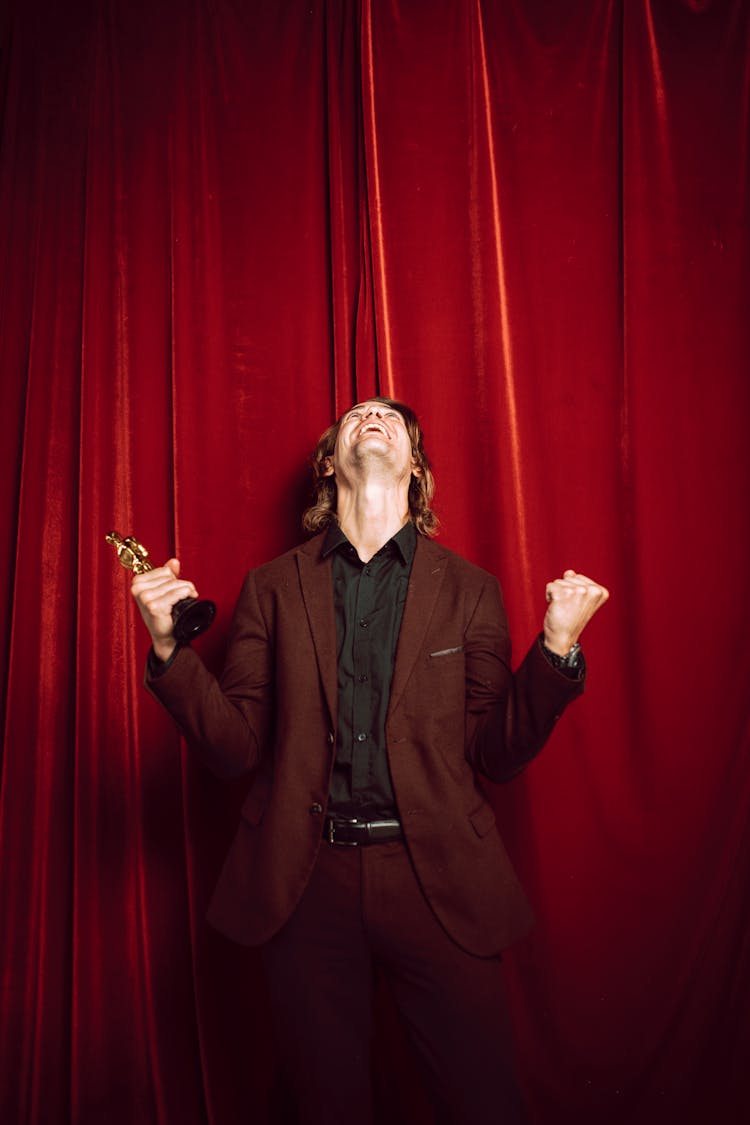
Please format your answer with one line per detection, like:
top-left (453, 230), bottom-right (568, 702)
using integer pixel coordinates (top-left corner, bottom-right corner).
top-left (172, 597), bottom-right (217, 644)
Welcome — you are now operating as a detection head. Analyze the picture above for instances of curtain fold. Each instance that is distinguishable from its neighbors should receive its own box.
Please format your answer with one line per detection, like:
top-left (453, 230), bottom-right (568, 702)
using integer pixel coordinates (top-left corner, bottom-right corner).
top-left (1, 2), bottom-right (748, 1123)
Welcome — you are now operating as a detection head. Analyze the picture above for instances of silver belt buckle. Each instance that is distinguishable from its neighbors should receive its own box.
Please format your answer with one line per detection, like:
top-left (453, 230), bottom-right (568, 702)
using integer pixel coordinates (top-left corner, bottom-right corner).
top-left (327, 816), bottom-right (361, 846)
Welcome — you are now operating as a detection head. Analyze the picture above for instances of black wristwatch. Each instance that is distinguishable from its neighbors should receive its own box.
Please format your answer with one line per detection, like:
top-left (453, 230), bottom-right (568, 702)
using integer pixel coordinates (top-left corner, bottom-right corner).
top-left (540, 637), bottom-right (584, 676)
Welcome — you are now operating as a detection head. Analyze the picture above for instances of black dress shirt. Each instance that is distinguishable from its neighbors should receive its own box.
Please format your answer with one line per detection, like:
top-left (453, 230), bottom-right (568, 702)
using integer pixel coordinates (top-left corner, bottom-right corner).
top-left (322, 519), bottom-right (417, 820)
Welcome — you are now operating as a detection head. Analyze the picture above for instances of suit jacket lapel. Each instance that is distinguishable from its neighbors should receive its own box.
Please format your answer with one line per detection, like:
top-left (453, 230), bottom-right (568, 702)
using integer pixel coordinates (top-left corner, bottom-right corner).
top-left (388, 536), bottom-right (448, 717)
top-left (296, 535), bottom-right (338, 727)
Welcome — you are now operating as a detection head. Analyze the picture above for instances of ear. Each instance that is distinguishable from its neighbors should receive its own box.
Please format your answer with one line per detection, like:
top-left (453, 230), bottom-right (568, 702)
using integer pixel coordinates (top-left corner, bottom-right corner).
top-left (322, 456), bottom-right (335, 478)
top-left (411, 456), bottom-right (422, 479)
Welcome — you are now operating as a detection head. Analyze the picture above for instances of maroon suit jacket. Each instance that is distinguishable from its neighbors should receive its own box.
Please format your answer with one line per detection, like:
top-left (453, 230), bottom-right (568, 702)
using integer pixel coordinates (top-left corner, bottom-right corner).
top-left (147, 531), bottom-right (583, 956)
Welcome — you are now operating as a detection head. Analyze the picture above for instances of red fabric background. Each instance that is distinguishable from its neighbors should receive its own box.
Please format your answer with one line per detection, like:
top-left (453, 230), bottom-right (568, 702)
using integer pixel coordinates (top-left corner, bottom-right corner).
top-left (1, 2), bottom-right (749, 1122)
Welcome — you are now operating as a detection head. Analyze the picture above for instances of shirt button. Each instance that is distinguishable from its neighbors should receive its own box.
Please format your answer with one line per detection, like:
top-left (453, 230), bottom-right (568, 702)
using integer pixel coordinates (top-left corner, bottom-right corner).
top-left (358, 674), bottom-right (368, 682)
top-left (359, 618), bottom-right (368, 628)
top-left (356, 732), bottom-right (367, 742)
top-left (309, 802), bottom-right (323, 815)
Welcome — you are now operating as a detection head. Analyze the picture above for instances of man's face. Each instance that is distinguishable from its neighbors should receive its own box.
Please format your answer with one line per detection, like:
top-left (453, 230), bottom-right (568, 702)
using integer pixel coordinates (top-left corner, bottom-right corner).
top-left (328, 401), bottom-right (418, 484)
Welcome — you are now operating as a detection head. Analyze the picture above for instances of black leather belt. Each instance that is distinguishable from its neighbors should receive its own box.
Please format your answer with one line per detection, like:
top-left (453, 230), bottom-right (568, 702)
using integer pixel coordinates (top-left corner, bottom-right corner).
top-left (324, 816), bottom-right (403, 846)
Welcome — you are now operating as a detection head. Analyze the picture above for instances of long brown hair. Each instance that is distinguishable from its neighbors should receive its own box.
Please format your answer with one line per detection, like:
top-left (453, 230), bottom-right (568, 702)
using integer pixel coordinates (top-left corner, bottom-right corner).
top-left (302, 398), bottom-right (439, 537)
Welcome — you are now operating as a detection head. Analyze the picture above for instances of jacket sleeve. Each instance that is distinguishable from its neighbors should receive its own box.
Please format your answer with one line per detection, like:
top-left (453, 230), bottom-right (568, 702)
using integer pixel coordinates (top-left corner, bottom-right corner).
top-left (145, 571), bottom-right (274, 779)
top-left (465, 576), bottom-right (585, 782)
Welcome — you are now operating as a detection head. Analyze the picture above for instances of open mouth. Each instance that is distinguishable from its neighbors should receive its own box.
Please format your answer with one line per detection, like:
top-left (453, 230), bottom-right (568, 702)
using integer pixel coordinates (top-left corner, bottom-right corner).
top-left (358, 422), bottom-right (389, 439)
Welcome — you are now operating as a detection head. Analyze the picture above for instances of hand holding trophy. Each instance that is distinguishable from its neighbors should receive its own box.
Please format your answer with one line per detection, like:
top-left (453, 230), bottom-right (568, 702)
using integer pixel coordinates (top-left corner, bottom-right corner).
top-left (106, 531), bottom-right (216, 644)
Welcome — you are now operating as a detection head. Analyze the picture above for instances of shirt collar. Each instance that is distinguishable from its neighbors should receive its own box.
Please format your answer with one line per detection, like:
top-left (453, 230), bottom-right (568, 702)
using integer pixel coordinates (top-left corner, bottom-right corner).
top-left (322, 518), bottom-right (417, 566)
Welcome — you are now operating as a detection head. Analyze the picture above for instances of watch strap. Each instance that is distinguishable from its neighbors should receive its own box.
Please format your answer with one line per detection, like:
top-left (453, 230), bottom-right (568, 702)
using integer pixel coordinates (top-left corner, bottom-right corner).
top-left (540, 636), bottom-right (584, 677)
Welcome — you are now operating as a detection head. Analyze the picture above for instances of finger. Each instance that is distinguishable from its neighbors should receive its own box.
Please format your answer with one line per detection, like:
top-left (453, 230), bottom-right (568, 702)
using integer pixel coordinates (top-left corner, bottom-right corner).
top-left (141, 559), bottom-right (181, 583)
top-left (132, 562), bottom-right (195, 596)
top-left (566, 576), bottom-right (609, 602)
top-left (131, 563), bottom-right (176, 588)
top-left (145, 580), bottom-right (198, 606)
top-left (132, 575), bottom-right (199, 607)
top-left (132, 575), bottom-right (193, 605)
top-left (560, 573), bottom-right (593, 590)
top-left (553, 572), bottom-right (609, 597)
top-left (546, 577), bottom-right (585, 600)
top-left (545, 577), bottom-right (610, 608)
top-left (562, 571), bottom-right (609, 597)
top-left (130, 558), bottom-right (179, 585)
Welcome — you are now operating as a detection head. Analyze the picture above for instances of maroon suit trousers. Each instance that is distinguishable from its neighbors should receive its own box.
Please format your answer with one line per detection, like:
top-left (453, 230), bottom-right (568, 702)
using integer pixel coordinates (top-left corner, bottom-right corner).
top-left (261, 838), bottom-right (524, 1125)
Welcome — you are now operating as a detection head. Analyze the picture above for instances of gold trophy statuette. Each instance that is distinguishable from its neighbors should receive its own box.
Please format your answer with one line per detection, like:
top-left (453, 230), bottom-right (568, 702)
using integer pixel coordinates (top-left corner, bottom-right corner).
top-left (106, 531), bottom-right (216, 643)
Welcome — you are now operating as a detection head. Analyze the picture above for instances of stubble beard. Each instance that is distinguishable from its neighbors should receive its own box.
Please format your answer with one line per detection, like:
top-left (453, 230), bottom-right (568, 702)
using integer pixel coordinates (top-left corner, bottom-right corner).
top-left (349, 441), bottom-right (405, 485)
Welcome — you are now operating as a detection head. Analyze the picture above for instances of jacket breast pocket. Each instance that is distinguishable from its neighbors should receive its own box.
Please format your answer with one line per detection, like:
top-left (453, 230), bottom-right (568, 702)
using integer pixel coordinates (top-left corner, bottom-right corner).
top-left (425, 646), bottom-right (465, 693)
top-left (428, 645), bottom-right (464, 660)
top-left (403, 645), bottom-right (465, 725)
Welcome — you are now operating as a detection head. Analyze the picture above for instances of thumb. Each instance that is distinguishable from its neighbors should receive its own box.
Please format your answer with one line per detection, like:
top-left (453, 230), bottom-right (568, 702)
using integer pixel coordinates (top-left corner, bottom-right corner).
top-left (165, 557), bottom-right (181, 577)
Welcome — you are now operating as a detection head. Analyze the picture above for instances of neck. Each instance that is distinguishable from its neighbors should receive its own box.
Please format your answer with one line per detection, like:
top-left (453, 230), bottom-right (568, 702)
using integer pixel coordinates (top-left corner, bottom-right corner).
top-left (336, 480), bottom-right (410, 562)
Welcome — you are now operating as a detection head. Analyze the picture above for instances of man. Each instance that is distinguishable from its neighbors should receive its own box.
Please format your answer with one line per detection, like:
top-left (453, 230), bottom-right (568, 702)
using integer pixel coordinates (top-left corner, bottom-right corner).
top-left (132, 398), bottom-right (609, 1124)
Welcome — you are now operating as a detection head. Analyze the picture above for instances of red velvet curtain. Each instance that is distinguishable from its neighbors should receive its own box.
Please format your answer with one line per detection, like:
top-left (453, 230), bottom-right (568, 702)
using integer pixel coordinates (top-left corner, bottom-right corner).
top-left (1, 1), bottom-right (749, 1122)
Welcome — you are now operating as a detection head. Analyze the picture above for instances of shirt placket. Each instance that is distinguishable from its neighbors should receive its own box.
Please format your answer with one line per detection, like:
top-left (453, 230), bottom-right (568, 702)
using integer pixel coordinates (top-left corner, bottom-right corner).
top-left (351, 559), bottom-right (375, 798)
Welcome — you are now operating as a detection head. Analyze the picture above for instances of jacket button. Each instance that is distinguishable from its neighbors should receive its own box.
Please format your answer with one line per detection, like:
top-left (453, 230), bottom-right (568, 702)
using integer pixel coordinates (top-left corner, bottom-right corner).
top-left (327, 731), bottom-right (335, 744)
top-left (309, 803), bottom-right (323, 815)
